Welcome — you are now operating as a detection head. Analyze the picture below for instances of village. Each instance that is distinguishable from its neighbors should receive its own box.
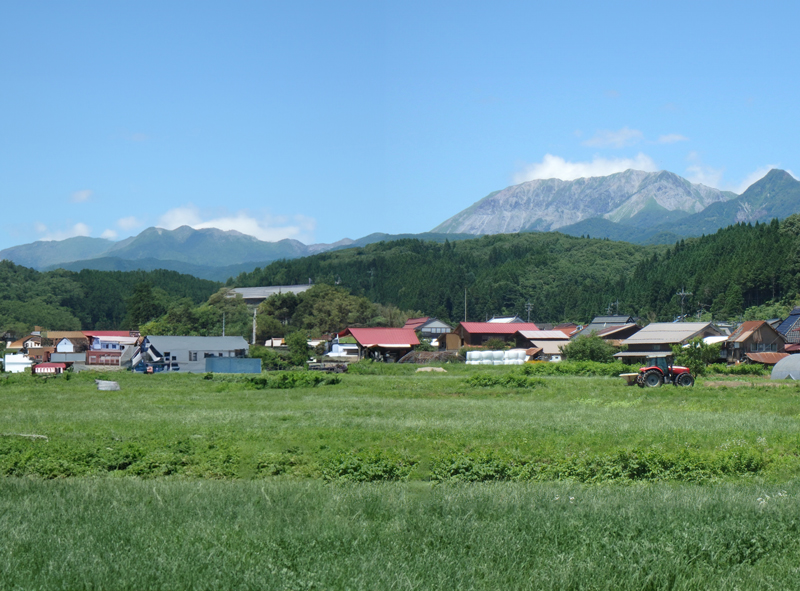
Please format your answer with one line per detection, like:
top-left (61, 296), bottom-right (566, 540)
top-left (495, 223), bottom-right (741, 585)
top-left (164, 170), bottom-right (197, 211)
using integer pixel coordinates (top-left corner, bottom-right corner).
top-left (5, 281), bottom-right (800, 379)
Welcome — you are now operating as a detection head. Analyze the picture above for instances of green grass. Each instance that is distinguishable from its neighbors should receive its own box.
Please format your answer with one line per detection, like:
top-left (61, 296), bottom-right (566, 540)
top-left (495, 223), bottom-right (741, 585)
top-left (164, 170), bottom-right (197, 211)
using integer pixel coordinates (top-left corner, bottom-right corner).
top-left (2, 479), bottom-right (800, 590)
top-left (3, 367), bottom-right (800, 588)
top-left (1, 367), bottom-right (800, 481)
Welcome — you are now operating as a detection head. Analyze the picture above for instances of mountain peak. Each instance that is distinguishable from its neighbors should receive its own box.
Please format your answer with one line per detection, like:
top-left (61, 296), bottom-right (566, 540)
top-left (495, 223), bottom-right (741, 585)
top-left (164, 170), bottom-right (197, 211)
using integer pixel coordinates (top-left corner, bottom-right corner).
top-left (432, 169), bottom-right (732, 235)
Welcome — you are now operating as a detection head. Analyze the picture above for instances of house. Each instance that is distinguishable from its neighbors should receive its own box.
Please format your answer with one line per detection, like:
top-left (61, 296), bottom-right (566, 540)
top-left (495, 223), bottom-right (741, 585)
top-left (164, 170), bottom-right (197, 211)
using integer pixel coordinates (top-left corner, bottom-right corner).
top-left (591, 323), bottom-right (642, 345)
top-left (32, 362), bottom-right (68, 375)
top-left (226, 285), bottom-right (313, 306)
top-left (514, 330), bottom-right (572, 362)
top-left (571, 316), bottom-right (636, 340)
top-left (327, 336), bottom-right (359, 359)
top-left (454, 322), bottom-right (539, 347)
top-left (8, 335), bottom-right (42, 350)
top-left (722, 321), bottom-right (787, 365)
top-left (487, 316), bottom-right (526, 324)
top-left (776, 307), bottom-right (800, 343)
top-left (133, 336), bottom-right (250, 373)
top-left (402, 317), bottom-right (452, 340)
top-left (84, 331), bottom-right (140, 367)
top-left (614, 322), bottom-right (723, 363)
top-left (3, 353), bottom-right (32, 373)
top-left (26, 347), bottom-right (55, 364)
top-left (337, 328), bottom-right (419, 362)
top-left (42, 331), bottom-right (89, 351)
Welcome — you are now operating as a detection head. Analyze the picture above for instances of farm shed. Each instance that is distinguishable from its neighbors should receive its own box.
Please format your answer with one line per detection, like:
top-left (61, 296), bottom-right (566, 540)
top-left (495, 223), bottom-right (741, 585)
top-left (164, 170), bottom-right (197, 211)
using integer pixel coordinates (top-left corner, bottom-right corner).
top-left (614, 322), bottom-right (723, 364)
top-left (338, 327), bottom-right (419, 362)
top-left (133, 336), bottom-right (250, 373)
top-left (514, 330), bottom-right (571, 361)
top-left (226, 285), bottom-right (312, 306)
top-left (722, 321), bottom-right (786, 363)
top-left (454, 322), bottom-right (539, 347)
top-left (571, 315), bottom-right (636, 340)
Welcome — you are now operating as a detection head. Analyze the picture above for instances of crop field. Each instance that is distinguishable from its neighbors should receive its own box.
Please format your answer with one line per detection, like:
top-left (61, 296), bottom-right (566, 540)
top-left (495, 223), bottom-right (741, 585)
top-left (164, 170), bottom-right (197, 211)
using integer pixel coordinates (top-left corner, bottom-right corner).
top-left (2, 365), bottom-right (800, 589)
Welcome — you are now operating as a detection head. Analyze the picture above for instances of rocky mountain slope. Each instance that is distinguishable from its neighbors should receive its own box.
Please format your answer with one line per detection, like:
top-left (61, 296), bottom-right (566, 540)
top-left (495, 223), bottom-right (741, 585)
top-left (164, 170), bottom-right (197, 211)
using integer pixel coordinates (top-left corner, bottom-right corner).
top-left (556, 169), bottom-right (800, 243)
top-left (432, 169), bottom-right (737, 234)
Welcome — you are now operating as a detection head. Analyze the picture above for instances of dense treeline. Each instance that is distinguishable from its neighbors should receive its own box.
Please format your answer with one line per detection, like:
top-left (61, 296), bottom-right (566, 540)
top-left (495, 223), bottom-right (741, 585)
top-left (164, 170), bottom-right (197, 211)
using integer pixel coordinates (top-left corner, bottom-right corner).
top-left (230, 217), bottom-right (800, 325)
top-left (229, 233), bottom-right (662, 324)
top-left (0, 261), bottom-right (220, 337)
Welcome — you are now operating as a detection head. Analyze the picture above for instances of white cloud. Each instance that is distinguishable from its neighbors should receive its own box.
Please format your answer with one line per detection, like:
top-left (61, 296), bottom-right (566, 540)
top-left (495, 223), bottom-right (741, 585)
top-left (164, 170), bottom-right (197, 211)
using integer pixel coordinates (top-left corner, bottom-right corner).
top-left (157, 205), bottom-right (316, 243)
top-left (117, 216), bottom-right (143, 231)
top-left (71, 190), bottom-right (92, 203)
top-left (513, 153), bottom-right (658, 183)
top-left (100, 229), bottom-right (118, 240)
top-left (582, 127), bottom-right (643, 148)
top-left (657, 134), bottom-right (689, 144)
top-left (685, 152), bottom-right (724, 188)
top-left (35, 222), bottom-right (91, 241)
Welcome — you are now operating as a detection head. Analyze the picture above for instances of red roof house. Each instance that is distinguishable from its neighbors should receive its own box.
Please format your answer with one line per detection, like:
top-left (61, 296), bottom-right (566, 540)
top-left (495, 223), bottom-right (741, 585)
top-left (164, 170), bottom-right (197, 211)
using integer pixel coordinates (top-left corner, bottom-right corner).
top-left (338, 328), bottom-right (420, 362)
top-left (32, 362), bottom-right (68, 375)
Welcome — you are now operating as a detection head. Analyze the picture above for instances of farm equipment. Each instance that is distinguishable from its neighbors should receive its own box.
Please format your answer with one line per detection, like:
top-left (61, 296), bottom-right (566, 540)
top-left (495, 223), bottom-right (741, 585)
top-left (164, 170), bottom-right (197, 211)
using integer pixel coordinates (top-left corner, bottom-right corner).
top-left (636, 354), bottom-right (694, 387)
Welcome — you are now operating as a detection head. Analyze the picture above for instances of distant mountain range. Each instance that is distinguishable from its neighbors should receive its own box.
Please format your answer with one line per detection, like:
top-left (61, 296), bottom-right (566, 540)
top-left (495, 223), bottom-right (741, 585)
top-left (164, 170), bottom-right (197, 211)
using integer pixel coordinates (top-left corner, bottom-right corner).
top-left (0, 227), bottom-right (474, 281)
top-left (433, 168), bottom-right (800, 244)
top-left (3, 168), bottom-right (799, 281)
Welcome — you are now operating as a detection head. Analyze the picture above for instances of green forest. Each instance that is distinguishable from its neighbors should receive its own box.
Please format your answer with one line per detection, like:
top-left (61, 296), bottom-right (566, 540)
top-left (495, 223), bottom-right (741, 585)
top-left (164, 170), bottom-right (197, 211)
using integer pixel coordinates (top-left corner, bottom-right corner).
top-left (0, 262), bottom-right (219, 338)
top-left (232, 216), bottom-right (800, 328)
top-left (3, 216), bottom-right (800, 341)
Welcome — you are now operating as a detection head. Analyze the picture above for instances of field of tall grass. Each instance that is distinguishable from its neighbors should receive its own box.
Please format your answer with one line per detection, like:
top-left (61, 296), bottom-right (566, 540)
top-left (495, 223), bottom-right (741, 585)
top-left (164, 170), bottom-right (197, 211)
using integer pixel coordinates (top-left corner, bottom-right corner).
top-left (2, 365), bottom-right (800, 588)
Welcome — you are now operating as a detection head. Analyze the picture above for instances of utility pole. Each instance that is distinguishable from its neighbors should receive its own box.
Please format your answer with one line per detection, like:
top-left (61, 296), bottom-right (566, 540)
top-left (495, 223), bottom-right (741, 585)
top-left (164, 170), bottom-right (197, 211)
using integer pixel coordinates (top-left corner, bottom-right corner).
top-left (676, 287), bottom-right (693, 322)
top-left (526, 301), bottom-right (533, 323)
top-left (252, 308), bottom-right (257, 344)
top-left (222, 312), bottom-right (225, 337)
top-left (464, 288), bottom-right (467, 322)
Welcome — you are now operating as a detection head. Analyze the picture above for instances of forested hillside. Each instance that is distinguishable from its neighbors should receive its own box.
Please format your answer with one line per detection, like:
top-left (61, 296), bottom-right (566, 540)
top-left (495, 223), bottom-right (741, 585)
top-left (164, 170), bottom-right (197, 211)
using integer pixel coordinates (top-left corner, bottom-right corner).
top-left (230, 233), bottom-right (664, 323)
top-left (0, 262), bottom-right (220, 336)
top-left (231, 218), bottom-right (800, 325)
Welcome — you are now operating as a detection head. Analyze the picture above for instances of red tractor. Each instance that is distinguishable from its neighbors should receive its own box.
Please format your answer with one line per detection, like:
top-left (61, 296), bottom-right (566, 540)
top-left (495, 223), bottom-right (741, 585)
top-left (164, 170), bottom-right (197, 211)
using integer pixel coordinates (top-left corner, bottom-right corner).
top-left (636, 354), bottom-right (694, 387)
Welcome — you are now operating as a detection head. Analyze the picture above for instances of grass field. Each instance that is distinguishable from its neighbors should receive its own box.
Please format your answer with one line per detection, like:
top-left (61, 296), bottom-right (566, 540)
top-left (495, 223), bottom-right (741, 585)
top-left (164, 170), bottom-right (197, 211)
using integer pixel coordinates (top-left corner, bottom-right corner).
top-left (2, 366), bottom-right (800, 589)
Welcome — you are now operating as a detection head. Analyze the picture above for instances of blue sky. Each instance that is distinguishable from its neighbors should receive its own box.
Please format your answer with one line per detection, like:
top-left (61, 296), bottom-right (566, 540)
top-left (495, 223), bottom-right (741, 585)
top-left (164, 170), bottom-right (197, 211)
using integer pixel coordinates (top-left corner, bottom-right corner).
top-left (2, 1), bottom-right (799, 250)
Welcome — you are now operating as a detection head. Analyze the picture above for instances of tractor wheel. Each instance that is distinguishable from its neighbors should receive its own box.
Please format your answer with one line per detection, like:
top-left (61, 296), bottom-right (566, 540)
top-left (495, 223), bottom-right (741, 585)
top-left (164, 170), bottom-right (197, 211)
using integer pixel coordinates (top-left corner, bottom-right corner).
top-left (642, 369), bottom-right (664, 387)
top-left (636, 373), bottom-right (645, 388)
top-left (677, 373), bottom-right (695, 387)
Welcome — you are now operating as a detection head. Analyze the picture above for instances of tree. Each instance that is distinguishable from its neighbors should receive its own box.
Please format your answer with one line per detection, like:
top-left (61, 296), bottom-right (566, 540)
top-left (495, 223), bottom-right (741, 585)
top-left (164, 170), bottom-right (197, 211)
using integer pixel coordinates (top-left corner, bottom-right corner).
top-left (560, 333), bottom-right (617, 363)
top-left (286, 331), bottom-right (310, 366)
top-left (670, 337), bottom-right (721, 376)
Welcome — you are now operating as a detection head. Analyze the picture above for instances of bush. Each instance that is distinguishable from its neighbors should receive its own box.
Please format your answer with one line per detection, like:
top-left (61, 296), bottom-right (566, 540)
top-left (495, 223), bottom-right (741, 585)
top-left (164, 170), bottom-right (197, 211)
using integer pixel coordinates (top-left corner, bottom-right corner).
top-left (430, 444), bottom-right (768, 483)
top-left (346, 360), bottom-right (416, 375)
top-left (560, 333), bottom-right (618, 363)
top-left (248, 345), bottom-right (292, 371)
top-left (245, 372), bottom-right (341, 389)
top-left (707, 363), bottom-right (769, 376)
top-left (521, 361), bottom-right (639, 377)
top-left (671, 337), bottom-right (722, 376)
top-left (465, 373), bottom-right (545, 389)
top-left (483, 338), bottom-right (510, 351)
top-left (322, 451), bottom-right (417, 482)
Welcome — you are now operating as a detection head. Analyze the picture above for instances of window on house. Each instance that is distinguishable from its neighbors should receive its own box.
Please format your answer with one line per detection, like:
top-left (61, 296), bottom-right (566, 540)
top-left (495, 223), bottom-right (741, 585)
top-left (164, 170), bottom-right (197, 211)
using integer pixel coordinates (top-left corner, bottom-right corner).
top-left (190, 352), bottom-right (197, 362)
